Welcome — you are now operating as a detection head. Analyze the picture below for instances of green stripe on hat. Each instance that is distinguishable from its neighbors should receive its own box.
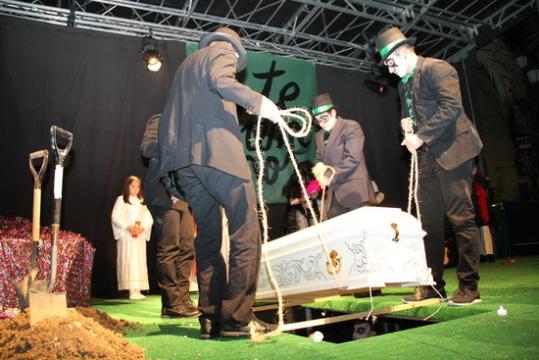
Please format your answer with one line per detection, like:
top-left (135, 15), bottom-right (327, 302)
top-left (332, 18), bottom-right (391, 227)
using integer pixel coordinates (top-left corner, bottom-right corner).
top-left (312, 103), bottom-right (334, 116)
top-left (379, 39), bottom-right (405, 59)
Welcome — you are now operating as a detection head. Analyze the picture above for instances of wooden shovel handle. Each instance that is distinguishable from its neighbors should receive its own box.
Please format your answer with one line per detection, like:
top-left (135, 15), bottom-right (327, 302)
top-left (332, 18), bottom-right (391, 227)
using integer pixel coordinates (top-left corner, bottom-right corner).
top-left (32, 188), bottom-right (41, 242)
top-left (29, 150), bottom-right (49, 189)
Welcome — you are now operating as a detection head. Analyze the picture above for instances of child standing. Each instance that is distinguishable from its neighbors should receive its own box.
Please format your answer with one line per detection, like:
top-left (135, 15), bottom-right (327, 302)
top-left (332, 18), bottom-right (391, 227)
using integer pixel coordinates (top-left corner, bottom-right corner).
top-left (111, 176), bottom-right (153, 299)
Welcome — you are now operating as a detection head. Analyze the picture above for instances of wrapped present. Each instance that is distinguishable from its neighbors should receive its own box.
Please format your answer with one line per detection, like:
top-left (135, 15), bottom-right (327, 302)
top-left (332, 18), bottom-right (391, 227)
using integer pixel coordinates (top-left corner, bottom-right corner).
top-left (0, 216), bottom-right (95, 313)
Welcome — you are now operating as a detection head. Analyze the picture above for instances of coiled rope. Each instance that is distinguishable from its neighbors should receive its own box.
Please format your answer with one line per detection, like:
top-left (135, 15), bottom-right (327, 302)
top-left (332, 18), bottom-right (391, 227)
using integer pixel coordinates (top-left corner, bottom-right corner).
top-left (403, 136), bottom-right (444, 319)
top-left (252, 108), bottom-right (342, 342)
top-left (406, 149), bottom-right (421, 223)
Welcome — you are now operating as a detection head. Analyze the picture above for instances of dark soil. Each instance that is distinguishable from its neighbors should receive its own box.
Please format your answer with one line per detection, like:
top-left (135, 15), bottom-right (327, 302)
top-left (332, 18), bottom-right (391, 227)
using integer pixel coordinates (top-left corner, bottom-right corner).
top-left (0, 308), bottom-right (144, 359)
top-left (75, 306), bottom-right (138, 335)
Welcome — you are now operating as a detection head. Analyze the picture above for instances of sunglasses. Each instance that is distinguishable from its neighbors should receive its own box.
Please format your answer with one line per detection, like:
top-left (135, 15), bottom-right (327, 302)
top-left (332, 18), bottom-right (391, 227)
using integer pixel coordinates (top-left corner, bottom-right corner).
top-left (383, 48), bottom-right (404, 67)
top-left (315, 113), bottom-right (331, 123)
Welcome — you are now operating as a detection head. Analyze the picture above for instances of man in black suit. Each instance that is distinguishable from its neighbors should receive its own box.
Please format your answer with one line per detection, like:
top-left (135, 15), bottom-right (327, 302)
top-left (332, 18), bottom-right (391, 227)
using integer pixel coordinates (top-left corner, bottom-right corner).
top-left (311, 93), bottom-right (375, 218)
top-left (141, 114), bottom-right (199, 318)
top-left (375, 26), bottom-right (483, 306)
top-left (158, 28), bottom-right (282, 338)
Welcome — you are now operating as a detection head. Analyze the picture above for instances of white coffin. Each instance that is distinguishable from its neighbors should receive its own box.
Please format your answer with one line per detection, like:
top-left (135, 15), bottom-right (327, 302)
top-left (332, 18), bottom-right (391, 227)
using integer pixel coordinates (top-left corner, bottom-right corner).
top-left (256, 206), bottom-right (434, 301)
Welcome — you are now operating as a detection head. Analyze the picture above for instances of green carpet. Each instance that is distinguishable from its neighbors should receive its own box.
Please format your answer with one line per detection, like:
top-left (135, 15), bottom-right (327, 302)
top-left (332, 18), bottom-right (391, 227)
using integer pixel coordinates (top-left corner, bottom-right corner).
top-left (92, 256), bottom-right (539, 360)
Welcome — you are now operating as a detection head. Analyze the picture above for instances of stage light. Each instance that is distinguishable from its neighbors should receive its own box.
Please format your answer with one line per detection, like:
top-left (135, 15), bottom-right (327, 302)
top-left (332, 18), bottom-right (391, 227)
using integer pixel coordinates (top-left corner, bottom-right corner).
top-left (145, 51), bottom-right (162, 72)
top-left (142, 34), bottom-right (162, 72)
top-left (364, 78), bottom-right (387, 96)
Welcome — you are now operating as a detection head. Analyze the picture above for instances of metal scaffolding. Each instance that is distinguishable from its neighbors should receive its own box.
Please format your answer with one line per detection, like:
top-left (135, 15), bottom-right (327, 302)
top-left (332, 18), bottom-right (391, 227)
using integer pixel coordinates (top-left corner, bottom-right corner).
top-left (0, 0), bottom-right (536, 71)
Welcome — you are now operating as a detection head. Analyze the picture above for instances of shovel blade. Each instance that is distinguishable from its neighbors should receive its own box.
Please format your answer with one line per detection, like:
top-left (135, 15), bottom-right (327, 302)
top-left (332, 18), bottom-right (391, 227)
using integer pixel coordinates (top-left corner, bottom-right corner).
top-left (14, 268), bottom-right (40, 309)
top-left (29, 290), bottom-right (67, 326)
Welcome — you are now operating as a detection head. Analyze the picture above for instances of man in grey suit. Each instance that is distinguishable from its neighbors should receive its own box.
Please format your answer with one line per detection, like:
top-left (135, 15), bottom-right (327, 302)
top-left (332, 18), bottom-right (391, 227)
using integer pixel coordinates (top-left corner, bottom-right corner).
top-left (158, 28), bottom-right (282, 338)
top-left (311, 93), bottom-right (375, 218)
top-left (375, 26), bottom-right (483, 306)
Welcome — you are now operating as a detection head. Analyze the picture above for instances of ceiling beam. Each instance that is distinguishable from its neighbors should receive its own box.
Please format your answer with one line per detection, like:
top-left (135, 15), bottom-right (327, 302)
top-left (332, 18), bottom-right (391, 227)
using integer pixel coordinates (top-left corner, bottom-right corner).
top-left (0, 0), bottom-right (374, 71)
top-left (0, 0), bottom-right (534, 72)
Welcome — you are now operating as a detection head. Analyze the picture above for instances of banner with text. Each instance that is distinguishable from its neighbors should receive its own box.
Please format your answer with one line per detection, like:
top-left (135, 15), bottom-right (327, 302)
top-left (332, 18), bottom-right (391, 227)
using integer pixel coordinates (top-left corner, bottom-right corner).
top-left (187, 43), bottom-right (317, 203)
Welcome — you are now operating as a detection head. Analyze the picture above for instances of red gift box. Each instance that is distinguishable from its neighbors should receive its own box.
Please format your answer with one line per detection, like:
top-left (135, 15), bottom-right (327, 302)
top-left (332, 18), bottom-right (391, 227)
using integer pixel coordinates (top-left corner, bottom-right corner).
top-left (0, 216), bottom-right (95, 314)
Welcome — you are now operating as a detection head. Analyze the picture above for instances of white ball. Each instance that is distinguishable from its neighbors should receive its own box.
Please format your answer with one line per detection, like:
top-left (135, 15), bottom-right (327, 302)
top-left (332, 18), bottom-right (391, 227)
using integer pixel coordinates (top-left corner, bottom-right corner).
top-left (497, 306), bottom-right (508, 316)
top-left (310, 331), bottom-right (324, 342)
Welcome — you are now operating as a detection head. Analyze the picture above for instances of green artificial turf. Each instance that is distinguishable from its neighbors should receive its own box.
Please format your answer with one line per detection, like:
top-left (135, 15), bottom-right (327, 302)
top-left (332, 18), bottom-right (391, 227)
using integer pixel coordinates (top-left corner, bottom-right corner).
top-left (92, 256), bottom-right (539, 360)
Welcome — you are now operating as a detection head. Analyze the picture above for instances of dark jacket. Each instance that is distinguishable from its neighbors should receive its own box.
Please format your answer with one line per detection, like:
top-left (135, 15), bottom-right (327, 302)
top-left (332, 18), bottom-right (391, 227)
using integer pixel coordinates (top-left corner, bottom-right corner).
top-left (140, 114), bottom-right (173, 208)
top-left (316, 116), bottom-right (375, 208)
top-left (399, 56), bottom-right (482, 170)
top-left (158, 42), bottom-right (263, 180)
top-left (141, 114), bottom-right (190, 211)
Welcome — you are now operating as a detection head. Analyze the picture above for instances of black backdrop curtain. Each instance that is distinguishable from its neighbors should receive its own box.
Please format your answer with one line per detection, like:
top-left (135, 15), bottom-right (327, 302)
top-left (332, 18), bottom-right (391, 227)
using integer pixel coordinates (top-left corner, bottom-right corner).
top-left (1, 15), bottom-right (410, 297)
top-left (316, 65), bottom-right (409, 208)
top-left (0, 16), bottom-right (186, 296)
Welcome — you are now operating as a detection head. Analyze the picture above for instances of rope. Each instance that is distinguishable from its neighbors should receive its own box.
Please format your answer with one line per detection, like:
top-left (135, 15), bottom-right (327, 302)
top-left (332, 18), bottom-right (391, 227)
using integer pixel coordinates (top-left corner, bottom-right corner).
top-left (364, 286), bottom-right (375, 321)
top-left (252, 114), bottom-right (443, 339)
top-left (406, 150), bottom-right (421, 223)
top-left (252, 108), bottom-right (342, 343)
top-left (320, 186), bottom-right (326, 222)
top-left (404, 137), bottom-right (444, 318)
top-left (423, 286), bottom-right (445, 321)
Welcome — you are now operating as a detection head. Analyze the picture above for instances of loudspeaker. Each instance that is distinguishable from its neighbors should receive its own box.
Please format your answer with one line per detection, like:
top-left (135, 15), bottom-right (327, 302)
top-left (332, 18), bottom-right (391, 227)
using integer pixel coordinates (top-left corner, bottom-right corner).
top-left (490, 201), bottom-right (539, 256)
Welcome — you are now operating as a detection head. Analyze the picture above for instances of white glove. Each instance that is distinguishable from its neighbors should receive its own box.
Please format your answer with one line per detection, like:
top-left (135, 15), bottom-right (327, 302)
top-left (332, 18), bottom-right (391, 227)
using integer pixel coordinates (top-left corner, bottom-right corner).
top-left (312, 162), bottom-right (332, 188)
top-left (259, 96), bottom-right (282, 123)
top-left (401, 117), bottom-right (414, 134)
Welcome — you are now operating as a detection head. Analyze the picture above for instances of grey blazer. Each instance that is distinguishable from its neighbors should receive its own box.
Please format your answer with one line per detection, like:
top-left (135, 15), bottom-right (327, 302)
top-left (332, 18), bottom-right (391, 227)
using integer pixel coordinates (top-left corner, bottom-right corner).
top-left (316, 117), bottom-right (375, 208)
top-left (158, 42), bottom-right (263, 180)
top-left (399, 56), bottom-right (483, 170)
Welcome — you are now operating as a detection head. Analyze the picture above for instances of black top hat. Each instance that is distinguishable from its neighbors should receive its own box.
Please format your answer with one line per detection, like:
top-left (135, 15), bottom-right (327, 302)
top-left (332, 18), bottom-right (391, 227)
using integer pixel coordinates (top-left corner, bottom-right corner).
top-left (311, 93), bottom-right (335, 116)
top-left (199, 27), bottom-right (247, 71)
top-left (374, 26), bottom-right (416, 63)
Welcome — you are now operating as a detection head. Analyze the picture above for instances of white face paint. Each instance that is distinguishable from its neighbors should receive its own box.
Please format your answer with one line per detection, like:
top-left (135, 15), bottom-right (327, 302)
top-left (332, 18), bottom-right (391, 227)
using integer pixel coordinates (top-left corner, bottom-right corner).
top-left (315, 111), bottom-right (337, 132)
top-left (384, 47), bottom-right (412, 78)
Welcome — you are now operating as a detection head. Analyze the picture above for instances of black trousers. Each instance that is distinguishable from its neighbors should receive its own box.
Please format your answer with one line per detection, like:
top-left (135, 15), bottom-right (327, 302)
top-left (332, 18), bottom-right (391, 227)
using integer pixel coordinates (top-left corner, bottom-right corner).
top-left (418, 152), bottom-right (480, 291)
top-left (149, 202), bottom-right (195, 309)
top-left (173, 165), bottom-right (261, 327)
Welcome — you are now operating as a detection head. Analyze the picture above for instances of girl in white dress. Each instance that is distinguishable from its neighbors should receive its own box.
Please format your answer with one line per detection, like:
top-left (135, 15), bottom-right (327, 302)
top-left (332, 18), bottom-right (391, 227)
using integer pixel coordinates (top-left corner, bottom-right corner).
top-left (111, 175), bottom-right (153, 300)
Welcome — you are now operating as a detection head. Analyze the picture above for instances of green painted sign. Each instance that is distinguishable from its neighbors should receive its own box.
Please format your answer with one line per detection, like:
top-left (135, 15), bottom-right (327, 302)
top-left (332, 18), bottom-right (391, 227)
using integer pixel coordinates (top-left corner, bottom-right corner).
top-left (187, 43), bottom-right (317, 203)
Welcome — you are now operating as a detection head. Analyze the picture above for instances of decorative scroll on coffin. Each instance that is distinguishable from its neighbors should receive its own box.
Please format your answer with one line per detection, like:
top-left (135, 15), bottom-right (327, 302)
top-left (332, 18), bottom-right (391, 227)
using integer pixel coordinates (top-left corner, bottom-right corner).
top-left (256, 207), bottom-right (433, 301)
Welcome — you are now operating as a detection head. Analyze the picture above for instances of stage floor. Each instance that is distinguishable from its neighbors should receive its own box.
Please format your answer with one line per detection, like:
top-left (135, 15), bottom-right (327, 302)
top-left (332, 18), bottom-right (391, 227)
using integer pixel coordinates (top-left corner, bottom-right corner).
top-left (92, 256), bottom-right (539, 359)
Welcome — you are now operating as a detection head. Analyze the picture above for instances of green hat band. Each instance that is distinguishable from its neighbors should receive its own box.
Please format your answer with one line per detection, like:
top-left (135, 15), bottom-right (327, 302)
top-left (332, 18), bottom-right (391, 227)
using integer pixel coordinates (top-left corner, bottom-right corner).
top-left (379, 39), bottom-right (405, 59)
top-left (312, 103), bottom-right (334, 116)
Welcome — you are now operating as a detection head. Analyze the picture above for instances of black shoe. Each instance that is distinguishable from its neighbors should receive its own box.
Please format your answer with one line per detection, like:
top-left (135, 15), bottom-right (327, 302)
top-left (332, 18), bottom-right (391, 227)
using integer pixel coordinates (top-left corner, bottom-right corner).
top-left (220, 318), bottom-right (277, 337)
top-left (402, 286), bottom-right (447, 303)
top-left (161, 300), bottom-right (200, 318)
top-left (448, 288), bottom-right (481, 306)
top-left (199, 317), bottom-right (220, 339)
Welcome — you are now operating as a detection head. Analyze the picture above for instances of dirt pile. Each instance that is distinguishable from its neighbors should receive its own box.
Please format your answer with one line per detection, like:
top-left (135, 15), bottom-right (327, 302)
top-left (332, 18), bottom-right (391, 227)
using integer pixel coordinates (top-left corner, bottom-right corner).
top-left (75, 306), bottom-right (138, 335)
top-left (0, 308), bottom-right (144, 360)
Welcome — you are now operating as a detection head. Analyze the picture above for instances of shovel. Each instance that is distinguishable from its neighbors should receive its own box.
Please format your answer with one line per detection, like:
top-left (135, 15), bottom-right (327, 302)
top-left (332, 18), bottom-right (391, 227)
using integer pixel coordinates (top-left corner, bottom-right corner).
top-left (14, 150), bottom-right (49, 309)
top-left (48, 125), bottom-right (73, 293)
top-left (29, 125), bottom-right (73, 325)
